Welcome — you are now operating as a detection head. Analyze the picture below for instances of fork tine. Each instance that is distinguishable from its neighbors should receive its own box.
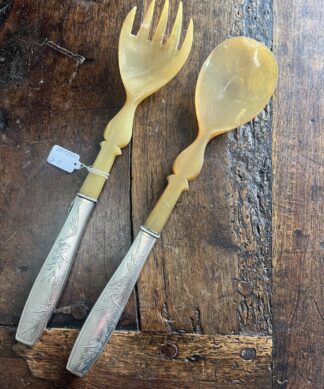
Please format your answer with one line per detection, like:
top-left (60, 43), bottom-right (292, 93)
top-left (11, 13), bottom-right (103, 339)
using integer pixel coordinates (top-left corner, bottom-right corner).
top-left (176, 18), bottom-right (194, 62)
top-left (153, 0), bottom-right (169, 43)
top-left (166, 2), bottom-right (183, 50)
top-left (121, 6), bottom-right (137, 36)
top-left (137, 0), bottom-right (156, 39)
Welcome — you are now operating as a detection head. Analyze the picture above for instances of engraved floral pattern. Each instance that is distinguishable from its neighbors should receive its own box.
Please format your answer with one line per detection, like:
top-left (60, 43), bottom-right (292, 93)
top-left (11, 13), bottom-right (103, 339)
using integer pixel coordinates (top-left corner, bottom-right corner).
top-left (42, 201), bottom-right (81, 282)
top-left (69, 232), bottom-right (155, 375)
top-left (17, 197), bottom-right (94, 345)
top-left (18, 304), bottom-right (50, 341)
top-left (97, 233), bottom-right (146, 311)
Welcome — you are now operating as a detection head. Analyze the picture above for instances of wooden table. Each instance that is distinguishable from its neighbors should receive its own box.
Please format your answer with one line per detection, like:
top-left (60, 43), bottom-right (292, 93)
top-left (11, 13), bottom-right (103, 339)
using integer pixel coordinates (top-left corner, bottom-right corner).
top-left (0, 0), bottom-right (322, 388)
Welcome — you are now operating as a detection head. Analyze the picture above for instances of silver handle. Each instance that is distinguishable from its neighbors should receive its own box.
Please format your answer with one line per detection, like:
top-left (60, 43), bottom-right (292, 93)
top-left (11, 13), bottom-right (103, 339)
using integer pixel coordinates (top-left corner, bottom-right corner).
top-left (16, 195), bottom-right (95, 345)
top-left (66, 226), bottom-right (159, 377)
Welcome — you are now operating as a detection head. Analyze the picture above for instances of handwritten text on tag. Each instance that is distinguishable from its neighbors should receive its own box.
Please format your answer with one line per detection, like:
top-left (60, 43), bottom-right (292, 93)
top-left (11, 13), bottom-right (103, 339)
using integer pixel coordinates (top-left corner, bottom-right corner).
top-left (47, 145), bottom-right (81, 173)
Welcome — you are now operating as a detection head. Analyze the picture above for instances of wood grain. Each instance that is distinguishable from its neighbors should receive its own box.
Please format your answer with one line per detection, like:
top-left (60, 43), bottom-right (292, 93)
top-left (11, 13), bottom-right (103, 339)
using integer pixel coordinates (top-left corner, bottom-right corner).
top-left (133, 0), bottom-right (273, 335)
top-left (0, 327), bottom-right (272, 388)
top-left (4, 0), bottom-right (323, 388)
top-left (272, 0), bottom-right (324, 387)
top-left (0, 0), bottom-right (137, 329)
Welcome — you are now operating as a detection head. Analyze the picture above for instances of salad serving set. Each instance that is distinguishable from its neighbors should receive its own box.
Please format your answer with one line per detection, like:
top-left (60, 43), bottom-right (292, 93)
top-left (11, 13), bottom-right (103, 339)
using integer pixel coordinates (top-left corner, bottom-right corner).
top-left (15, 0), bottom-right (278, 377)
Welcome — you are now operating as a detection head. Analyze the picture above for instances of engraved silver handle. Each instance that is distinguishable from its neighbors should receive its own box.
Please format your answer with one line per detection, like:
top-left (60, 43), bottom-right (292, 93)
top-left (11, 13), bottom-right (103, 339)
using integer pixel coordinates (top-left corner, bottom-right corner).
top-left (66, 227), bottom-right (159, 377)
top-left (16, 195), bottom-right (95, 345)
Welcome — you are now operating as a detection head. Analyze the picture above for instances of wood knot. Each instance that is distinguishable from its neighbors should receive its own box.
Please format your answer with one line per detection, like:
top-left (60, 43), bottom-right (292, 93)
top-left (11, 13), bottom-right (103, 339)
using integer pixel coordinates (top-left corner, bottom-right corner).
top-left (71, 302), bottom-right (89, 320)
top-left (54, 302), bottom-right (89, 320)
top-left (240, 348), bottom-right (256, 360)
top-left (161, 342), bottom-right (178, 360)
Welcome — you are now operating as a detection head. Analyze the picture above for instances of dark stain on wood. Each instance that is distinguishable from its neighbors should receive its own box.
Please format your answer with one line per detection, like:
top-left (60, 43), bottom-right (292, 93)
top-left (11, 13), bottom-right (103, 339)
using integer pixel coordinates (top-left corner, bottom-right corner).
top-left (0, 34), bottom-right (29, 86)
top-left (227, 0), bottom-right (273, 336)
top-left (272, 0), bottom-right (324, 387)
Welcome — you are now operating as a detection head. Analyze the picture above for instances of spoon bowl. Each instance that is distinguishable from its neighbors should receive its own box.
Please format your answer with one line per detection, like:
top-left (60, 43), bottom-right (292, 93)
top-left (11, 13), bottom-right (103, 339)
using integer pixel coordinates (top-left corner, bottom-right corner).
top-left (195, 36), bottom-right (278, 138)
top-left (145, 36), bottom-right (278, 233)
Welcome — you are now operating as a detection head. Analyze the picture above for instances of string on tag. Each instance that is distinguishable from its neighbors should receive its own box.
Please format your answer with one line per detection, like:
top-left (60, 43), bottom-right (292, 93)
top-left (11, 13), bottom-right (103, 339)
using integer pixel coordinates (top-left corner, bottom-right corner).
top-left (79, 163), bottom-right (109, 180)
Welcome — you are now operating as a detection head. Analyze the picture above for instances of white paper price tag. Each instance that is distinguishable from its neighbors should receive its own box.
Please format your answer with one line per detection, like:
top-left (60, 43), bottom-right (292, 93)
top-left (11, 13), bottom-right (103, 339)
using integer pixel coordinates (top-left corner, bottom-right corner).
top-left (47, 145), bottom-right (81, 173)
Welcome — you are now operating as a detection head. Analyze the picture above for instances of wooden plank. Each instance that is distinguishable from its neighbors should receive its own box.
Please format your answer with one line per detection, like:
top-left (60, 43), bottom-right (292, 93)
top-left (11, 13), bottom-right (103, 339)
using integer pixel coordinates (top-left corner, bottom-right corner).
top-left (272, 0), bottom-right (324, 387)
top-left (0, 0), bottom-right (137, 328)
top-left (133, 0), bottom-right (273, 334)
top-left (0, 327), bottom-right (272, 388)
top-left (0, 326), bottom-right (57, 388)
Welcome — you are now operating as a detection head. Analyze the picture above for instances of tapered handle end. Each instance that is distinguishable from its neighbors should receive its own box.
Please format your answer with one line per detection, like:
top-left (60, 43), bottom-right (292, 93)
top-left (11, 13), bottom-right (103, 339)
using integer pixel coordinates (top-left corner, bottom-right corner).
top-left (66, 227), bottom-right (158, 376)
top-left (16, 196), bottom-right (94, 346)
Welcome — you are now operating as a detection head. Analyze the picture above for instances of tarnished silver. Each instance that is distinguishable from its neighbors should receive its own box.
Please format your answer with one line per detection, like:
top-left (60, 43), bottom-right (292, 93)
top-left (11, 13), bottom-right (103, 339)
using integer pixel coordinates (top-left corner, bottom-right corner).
top-left (66, 226), bottom-right (159, 377)
top-left (77, 192), bottom-right (98, 203)
top-left (16, 196), bottom-right (95, 345)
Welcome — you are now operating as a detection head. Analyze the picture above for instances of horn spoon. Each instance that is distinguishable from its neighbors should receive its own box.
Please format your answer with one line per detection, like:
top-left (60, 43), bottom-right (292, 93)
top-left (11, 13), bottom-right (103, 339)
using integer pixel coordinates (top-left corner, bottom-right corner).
top-left (67, 36), bottom-right (278, 377)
